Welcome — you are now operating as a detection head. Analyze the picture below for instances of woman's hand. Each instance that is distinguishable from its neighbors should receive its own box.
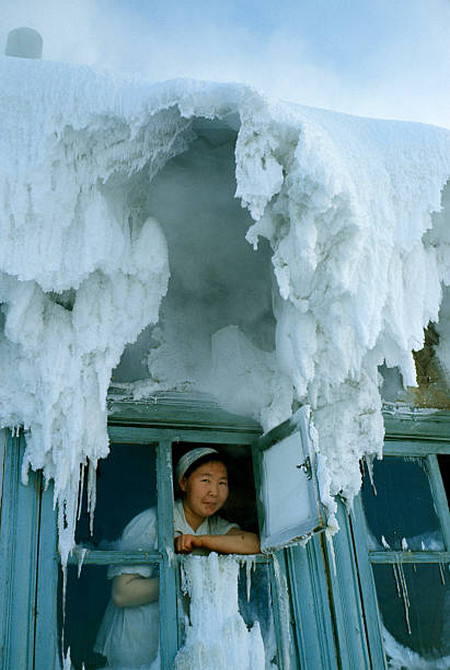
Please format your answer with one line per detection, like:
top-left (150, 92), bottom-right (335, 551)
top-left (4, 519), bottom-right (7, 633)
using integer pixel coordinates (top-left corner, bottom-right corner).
top-left (174, 533), bottom-right (205, 554)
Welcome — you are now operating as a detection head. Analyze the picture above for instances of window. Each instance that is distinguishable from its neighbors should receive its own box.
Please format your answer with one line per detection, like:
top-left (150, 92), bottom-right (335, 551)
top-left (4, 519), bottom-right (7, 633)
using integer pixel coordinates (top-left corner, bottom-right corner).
top-left (0, 400), bottom-right (334, 669)
top-left (361, 439), bottom-right (450, 668)
top-left (59, 405), bottom-right (325, 669)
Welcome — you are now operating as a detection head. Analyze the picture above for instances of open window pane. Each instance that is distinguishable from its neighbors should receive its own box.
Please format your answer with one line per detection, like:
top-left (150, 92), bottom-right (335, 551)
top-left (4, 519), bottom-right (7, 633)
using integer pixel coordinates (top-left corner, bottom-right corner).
top-left (76, 443), bottom-right (158, 548)
top-left (373, 563), bottom-right (450, 666)
top-left (254, 407), bottom-right (324, 551)
top-left (61, 563), bottom-right (161, 669)
top-left (362, 457), bottom-right (444, 550)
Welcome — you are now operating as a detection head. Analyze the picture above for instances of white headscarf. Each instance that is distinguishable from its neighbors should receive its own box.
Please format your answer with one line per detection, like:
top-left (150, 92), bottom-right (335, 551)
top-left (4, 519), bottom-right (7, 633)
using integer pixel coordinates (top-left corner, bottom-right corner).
top-left (175, 447), bottom-right (219, 484)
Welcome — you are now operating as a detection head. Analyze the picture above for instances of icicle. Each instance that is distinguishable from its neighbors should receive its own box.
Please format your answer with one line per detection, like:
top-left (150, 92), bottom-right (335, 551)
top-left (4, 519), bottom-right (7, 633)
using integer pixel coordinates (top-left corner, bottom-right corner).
top-left (381, 535), bottom-right (391, 550)
top-left (246, 557), bottom-right (253, 603)
top-left (76, 463), bottom-right (85, 522)
top-left (62, 646), bottom-right (73, 670)
top-left (77, 547), bottom-right (87, 578)
top-left (401, 537), bottom-right (409, 551)
top-left (438, 562), bottom-right (446, 585)
top-left (87, 458), bottom-right (97, 537)
top-left (237, 555), bottom-right (257, 603)
top-left (398, 562), bottom-right (411, 635)
top-left (364, 455), bottom-right (378, 496)
top-left (392, 559), bottom-right (411, 635)
top-left (326, 528), bottom-right (337, 576)
top-left (392, 562), bottom-right (401, 598)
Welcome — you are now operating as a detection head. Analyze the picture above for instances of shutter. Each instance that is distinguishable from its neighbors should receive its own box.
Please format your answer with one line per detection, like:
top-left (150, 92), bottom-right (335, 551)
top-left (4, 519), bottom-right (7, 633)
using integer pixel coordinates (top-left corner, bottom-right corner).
top-left (252, 406), bottom-right (326, 552)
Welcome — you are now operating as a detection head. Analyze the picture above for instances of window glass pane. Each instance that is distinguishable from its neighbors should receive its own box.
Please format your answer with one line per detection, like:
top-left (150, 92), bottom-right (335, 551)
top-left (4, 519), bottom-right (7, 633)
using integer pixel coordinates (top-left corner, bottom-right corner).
top-left (238, 562), bottom-right (278, 666)
top-left (373, 563), bottom-right (450, 666)
top-left (76, 443), bottom-right (158, 548)
top-left (61, 563), bottom-right (161, 669)
top-left (362, 457), bottom-right (444, 550)
top-left (438, 455), bottom-right (449, 507)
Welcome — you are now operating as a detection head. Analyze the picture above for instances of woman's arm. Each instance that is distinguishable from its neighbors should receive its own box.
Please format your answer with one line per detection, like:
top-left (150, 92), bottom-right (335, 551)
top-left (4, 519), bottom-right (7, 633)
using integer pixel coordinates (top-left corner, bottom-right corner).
top-left (174, 528), bottom-right (260, 555)
top-left (112, 574), bottom-right (159, 608)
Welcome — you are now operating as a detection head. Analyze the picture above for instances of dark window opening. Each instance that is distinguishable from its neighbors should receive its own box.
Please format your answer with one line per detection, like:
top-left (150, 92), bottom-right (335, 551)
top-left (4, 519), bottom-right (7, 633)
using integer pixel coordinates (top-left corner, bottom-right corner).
top-left (75, 443), bottom-right (158, 548)
top-left (172, 441), bottom-right (259, 534)
top-left (438, 454), bottom-right (449, 506)
top-left (361, 456), bottom-right (444, 551)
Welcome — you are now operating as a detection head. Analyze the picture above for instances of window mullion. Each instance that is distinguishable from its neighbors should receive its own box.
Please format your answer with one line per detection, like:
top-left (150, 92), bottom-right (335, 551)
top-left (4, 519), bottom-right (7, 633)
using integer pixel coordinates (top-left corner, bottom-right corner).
top-left (157, 439), bottom-right (178, 666)
top-left (369, 551), bottom-right (450, 564)
top-left (426, 454), bottom-right (450, 550)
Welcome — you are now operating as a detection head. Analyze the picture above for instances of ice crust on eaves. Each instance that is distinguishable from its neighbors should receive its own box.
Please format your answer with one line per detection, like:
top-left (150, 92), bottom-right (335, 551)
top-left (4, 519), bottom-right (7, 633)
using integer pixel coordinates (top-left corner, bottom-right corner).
top-left (1, 57), bottom-right (450, 559)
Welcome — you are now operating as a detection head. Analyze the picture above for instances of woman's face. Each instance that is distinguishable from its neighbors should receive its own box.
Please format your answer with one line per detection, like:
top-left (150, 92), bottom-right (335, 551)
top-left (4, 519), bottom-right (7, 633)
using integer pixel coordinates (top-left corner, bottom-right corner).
top-left (180, 460), bottom-right (229, 527)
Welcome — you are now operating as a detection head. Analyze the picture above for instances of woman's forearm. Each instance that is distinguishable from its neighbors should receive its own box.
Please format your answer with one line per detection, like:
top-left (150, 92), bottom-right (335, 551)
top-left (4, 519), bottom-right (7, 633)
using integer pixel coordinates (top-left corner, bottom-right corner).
top-left (112, 574), bottom-right (159, 608)
top-left (175, 530), bottom-right (260, 555)
top-left (202, 529), bottom-right (261, 554)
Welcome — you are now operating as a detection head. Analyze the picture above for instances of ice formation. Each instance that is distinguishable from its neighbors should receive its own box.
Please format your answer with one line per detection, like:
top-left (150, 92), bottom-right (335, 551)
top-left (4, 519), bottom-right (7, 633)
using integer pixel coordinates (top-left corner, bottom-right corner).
top-left (383, 627), bottom-right (450, 669)
top-left (1, 56), bottom-right (450, 559)
top-left (174, 554), bottom-right (270, 670)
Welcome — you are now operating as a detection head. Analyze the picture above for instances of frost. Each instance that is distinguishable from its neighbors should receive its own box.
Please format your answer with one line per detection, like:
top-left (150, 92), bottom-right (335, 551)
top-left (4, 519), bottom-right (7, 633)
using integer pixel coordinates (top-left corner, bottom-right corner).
top-left (2, 57), bottom-right (450, 558)
top-left (174, 554), bottom-right (273, 669)
top-left (383, 627), bottom-right (450, 669)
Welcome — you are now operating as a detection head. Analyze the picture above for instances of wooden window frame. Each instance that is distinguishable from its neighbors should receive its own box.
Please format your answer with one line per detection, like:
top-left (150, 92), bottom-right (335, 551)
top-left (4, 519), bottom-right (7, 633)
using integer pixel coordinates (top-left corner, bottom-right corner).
top-left (350, 409), bottom-right (450, 669)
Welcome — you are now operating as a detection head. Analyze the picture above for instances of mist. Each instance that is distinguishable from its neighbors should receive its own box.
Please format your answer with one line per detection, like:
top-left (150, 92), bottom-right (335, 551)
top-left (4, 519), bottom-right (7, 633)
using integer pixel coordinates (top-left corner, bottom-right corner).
top-left (2, 0), bottom-right (450, 128)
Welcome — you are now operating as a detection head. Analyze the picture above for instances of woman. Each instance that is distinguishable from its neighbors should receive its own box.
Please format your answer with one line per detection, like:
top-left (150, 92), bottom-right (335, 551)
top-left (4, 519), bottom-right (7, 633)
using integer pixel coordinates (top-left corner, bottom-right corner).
top-left (94, 447), bottom-right (260, 669)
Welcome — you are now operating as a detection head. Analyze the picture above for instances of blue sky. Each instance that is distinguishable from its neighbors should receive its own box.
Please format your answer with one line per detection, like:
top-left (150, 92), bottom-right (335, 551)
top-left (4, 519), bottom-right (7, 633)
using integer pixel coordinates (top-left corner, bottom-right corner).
top-left (3, 0), bottom-right (450, 128)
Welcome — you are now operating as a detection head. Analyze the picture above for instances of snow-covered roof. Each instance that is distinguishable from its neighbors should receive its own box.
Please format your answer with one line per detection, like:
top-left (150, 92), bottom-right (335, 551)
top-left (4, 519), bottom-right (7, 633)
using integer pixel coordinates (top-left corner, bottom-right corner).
top-left (1, 56), bottom-right (450, 560)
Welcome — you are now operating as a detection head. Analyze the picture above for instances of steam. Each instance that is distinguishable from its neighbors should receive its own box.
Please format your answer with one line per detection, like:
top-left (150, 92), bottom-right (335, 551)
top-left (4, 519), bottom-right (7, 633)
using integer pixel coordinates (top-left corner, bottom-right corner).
top-left (2, 0), bottom-right (450, 128)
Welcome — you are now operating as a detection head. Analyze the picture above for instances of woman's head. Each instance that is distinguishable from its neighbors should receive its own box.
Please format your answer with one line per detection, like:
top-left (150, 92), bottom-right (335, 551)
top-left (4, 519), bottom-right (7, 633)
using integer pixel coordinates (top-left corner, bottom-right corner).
top-left (176, 448), bottom-right (230, 527)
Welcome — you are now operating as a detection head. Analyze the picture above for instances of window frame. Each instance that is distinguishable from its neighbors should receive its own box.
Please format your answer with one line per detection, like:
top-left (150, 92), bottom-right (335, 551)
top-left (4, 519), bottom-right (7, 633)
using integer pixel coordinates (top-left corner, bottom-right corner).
top-left (352, 409), bottom-right (450, 668)
top-left (66, 413), bottom-right (292, 668)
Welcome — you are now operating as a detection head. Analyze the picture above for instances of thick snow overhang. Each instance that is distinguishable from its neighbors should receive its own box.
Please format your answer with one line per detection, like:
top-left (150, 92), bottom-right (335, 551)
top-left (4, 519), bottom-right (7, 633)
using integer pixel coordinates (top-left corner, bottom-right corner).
top-left (1, 56), bottom-right (450, 560)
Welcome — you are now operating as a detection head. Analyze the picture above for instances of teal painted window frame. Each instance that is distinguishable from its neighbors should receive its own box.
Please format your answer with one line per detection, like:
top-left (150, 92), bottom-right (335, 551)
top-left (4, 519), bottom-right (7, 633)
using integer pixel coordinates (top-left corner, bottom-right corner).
top-left (352, 409), bottom-right (450, 668)
top-left (5, 401), bottom-right (446, 669)
top-left (0, 429), bottom-right (59, 670)
top-left (65, 417), bottom-right (296, 669)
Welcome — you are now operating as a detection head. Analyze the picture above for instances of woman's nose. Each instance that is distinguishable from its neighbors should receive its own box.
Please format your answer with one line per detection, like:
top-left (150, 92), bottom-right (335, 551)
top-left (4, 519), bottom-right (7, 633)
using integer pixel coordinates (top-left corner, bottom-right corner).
top-left (208, 483), bottom-right (219, 497)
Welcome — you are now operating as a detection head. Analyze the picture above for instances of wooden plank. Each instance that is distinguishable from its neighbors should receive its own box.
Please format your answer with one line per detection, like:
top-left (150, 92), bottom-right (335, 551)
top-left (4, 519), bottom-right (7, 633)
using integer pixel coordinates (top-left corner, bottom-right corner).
top-left (383, 440), bottom-right (450, 456)
top-left (67, 548), bottom-right (163, 565)
top-left (107, 389), bottom-right (261, 433)
top-left (350, 496), bottom-right (388, 669)
top-left (325, 502), bottom-right (373, 670)
top-left (383, 407), bottom-right (450, 443)
top-left (0, 432), bottom-right (41, 670)
top-left (286, 538), bottom-right (339, 670)
top-left (34, 481), bottom-right (59, 670)
top-left (108, 424), bottom-right (258, 446)
top-left (157, 439), bottom-right (179, 667)
top-left (269, 551), bottom-right (299, 670)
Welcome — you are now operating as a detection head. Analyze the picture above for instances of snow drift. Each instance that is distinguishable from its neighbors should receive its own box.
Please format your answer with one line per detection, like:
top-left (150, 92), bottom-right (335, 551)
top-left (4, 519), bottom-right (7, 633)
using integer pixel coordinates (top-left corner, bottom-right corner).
top-left (1, 56), bottom-right (450, 561)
